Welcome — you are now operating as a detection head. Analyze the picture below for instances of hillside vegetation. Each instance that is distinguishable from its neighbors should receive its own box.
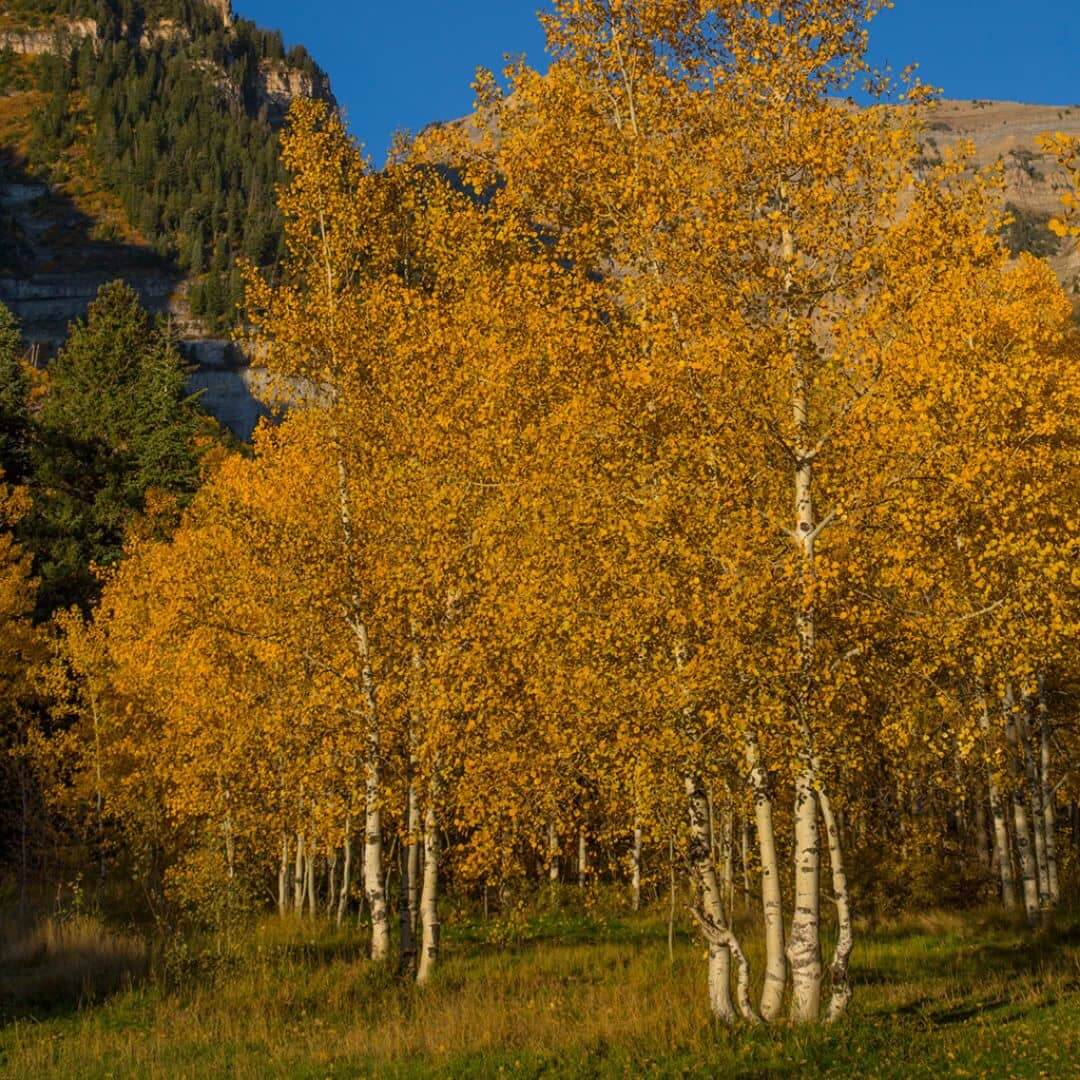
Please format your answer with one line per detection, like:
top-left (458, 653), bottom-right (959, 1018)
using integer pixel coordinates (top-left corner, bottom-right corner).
top-left (1, 0), bottom-right (330, 329)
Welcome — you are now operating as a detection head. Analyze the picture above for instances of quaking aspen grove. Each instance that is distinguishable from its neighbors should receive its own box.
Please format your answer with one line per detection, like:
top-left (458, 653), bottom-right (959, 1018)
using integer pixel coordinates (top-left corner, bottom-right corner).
top-left (2, 1), bottom-right (1078, 1070)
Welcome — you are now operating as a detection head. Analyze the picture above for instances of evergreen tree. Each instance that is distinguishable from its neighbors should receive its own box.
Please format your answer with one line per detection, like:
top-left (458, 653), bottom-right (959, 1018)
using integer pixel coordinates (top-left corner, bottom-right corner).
top-left (0, 304), bottom-right (30, 484)
top-left (26, 281), bottom-right (203, 614)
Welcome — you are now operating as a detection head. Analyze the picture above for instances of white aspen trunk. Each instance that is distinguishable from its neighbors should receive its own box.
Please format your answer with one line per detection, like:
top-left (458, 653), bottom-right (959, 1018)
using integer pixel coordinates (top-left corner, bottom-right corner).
top-left (981, 701), bottom-right (1017, 909)
top-left (578, 829), bottom-right (588, 888)
top-left (818, 785), bottom-right (853, 1022)
top-left (365, 772), bottom-right (391, 959)
top-left (706, 789), bottom-right (718, 868)
top-left (548, 820), bottom-right (560, 883)
top-left (327, 848), bottom-right (338, 919)
top-left (684, 775), bottom-right (735, 1023)
top-left (789, 770), bottom-right (821, 1023)
top-left (407, 775), bottom-right (422, 941)
top-left (335, 450), bottom-right (390, 961)
top-left (356, 616), bottom-right (390, 961)
top-left (294, 832), bottom-right (306, 912)
top-left (740, 817), bottom-right (752, 913)
top-left (1004, 691), bottom-right (1040, 925)
top-left (278, 835), bottom-right (290, 916)
top-left (416, 798), bottom-right (440, 985)
top-left (722, 810), bottom-right (735, 918)
top-left (1006, 809), bottom-right (1019, 897)
top-left (632, 823), bottom-right (643, 912)
top-left (306, 850), bottom-right (317, 919)
top-left (745, 730), bottom-right (786, 1021)
top-left (1020, 698), bottom-right (1050, 908)
top-left (1010, 785), bottom-right (1040, 925)
top-left (337, 818), bottom-right (352, 927)
top-left (406, 634), bottom-right (424, 944)
top-left (687, 907), bottom-right (759, 1025)
top-left (1038, 682), bottom-right (1059, 905)
top-left (398, 828), bottom-right (415, 971)
top-left (788, 261), bottom-right (823, 1024)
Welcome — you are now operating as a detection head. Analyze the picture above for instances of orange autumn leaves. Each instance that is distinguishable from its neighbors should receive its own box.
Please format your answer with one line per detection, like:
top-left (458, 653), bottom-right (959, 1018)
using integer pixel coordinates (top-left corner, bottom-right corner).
top-left (31, 0), bottom-right (1080, 1026)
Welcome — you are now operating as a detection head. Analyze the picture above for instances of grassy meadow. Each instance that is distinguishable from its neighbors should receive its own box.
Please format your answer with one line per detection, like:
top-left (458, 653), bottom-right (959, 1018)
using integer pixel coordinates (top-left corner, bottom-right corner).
top-left (0, 893), bottom-right (1077, 1078)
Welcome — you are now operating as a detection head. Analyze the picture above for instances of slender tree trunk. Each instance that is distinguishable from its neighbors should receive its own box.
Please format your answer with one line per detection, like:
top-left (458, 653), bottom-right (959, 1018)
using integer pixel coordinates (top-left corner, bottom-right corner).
top-left (544, 820), bottom-right (561, 881)
top-left (818, 785), bottom-right (853, 1022)
top-left (668, 832), bottom-right (676, 966)
top-left (745, 730), bottom-right (786, 1021)
top-left (399, 827), bottom-right (415, 972)
top-left (327, 848), bottom-right (338, 919)
top-left (578, 829), bottom-right (588, 888)
top-left (706, 789), bottom-right (718, 868)
top-left (294, 832), bottom-right (306, 912)
top-left (1020, 698), bottom-right (1050, 908)
top-left (684, 775), bottom-right (735, 1023)
top-left (981, 699), bottom-right (1017, 910)
top-left (1038, 682), bottom-right (1059, 905)
top-left (417, 798), bottom-right (440, 985)
top-left (406, 635), bottom-right (424, 944)
top-left (279, 835), bottom-right (290, 916)
top-left (740, 817), bottom-right (752, 913)
top-left (632, 823), bottom-right (643, 911)
top-left (306, 850), bottom-right (317, 919)
top-left (407, 775), bottom-right (422, 940)
top-left (687, 906), bottom-right (759, 1024)
top-left (223, 805), bottom-right (236, 882)
top-left (335, 450), bottom-right (390, 961)
top-left (337, 817), bottom-right (352, 927)
top-left (1004, 691), bottom-right (1040, 925)
top-left (788, 274), bottom-right (823, 1024)
top-left (363, 752), bottom-right (391, 957)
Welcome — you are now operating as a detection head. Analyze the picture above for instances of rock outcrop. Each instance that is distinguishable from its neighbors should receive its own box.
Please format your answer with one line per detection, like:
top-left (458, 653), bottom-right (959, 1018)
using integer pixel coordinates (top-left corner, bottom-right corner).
top-left (257, 60), bottom-right (334, 123)
top-left (0, 18), bottom-right (97, 55)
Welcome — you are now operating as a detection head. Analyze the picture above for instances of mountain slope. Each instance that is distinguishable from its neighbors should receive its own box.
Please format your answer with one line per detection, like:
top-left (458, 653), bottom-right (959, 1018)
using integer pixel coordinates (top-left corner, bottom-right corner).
top-left (0, 0), bottom-right (332, 355)
top-left (926, 99), bottom-right (1080, 296)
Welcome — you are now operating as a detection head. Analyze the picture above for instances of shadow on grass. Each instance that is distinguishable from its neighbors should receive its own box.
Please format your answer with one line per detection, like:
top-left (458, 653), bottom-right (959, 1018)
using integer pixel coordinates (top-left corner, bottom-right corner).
top-left (0, 914), bottom-right (148, 1025)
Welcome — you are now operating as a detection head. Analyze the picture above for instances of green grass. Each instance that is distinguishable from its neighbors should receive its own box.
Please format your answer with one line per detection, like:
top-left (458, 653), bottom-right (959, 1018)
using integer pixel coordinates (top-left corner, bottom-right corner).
top-left (0, 900), bottom-right (1077, 1078)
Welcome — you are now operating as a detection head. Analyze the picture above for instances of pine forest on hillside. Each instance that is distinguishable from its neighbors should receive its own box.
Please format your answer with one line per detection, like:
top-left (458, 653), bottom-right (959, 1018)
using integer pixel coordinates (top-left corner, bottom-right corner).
top-left (2, 0), bottom-right (327, 329)
top-left (0, 2), bottom-right (1079, 1076)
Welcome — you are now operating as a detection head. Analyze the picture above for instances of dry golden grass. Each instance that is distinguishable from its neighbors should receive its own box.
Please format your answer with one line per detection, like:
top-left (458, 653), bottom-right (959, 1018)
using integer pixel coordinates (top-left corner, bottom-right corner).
top-left (0, 88), bottom-right (40, 152)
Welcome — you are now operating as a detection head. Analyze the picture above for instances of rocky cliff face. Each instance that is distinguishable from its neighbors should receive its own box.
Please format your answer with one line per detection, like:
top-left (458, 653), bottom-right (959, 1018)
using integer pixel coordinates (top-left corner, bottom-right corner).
top-left (257, 60), bottom-right (334, 124)
top-left (924, 100), bottom-right (1080, 296)
top-left (0, 3), bottom-right (329, 118)
top-left (0, 18), bottom-right (97, 55)
top-left (205, 0), bottom-right (233, 28)
top-left (0, 173), bottom-right (190, 347)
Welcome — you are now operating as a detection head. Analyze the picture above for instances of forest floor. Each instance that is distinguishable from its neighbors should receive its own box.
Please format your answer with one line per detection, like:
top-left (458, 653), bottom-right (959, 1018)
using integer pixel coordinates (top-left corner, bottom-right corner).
top-left (0, 895), bottom-right (1077, 1078)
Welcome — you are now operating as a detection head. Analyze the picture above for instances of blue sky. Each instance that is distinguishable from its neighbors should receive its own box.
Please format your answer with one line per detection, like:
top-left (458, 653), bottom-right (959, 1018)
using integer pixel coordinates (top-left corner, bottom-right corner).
top-left (235, 1), bottom-right (1079, 162)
